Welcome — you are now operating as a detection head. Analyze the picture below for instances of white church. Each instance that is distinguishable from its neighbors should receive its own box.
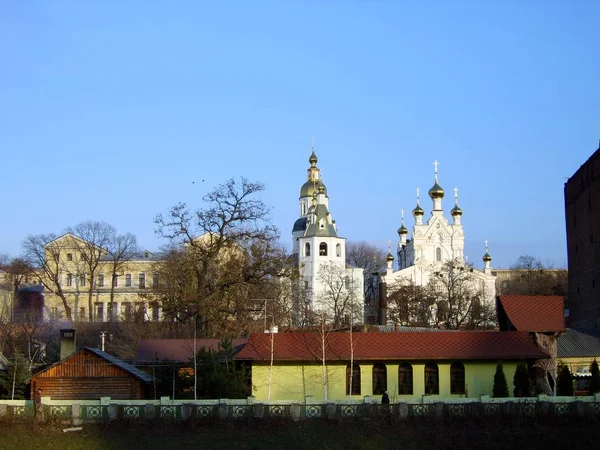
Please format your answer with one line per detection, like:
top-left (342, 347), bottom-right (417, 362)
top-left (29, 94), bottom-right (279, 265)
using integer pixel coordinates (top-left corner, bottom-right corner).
top-left (382, 161), bottom-right (497, 324)
top-left (291, 149), bottom-right (364, 324)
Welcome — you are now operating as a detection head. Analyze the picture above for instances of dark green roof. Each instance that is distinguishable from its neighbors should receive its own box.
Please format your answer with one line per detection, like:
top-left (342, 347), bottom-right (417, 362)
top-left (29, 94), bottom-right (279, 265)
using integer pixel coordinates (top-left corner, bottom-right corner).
top-left (303, 204), bottom-right (338, 238)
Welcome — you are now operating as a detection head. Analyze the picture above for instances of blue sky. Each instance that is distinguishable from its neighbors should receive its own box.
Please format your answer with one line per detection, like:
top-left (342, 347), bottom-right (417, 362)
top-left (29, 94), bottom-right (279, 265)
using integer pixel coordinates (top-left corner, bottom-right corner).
top-left (1, 1), bottom-right (598, 269)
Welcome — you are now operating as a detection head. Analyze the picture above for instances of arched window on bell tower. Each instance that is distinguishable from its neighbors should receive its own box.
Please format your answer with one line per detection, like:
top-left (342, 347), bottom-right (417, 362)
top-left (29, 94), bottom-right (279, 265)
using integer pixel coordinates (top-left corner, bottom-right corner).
top-left (436, 247), bottom-right (442, 262)
top-left (305, 243), bottom-right (311, 257)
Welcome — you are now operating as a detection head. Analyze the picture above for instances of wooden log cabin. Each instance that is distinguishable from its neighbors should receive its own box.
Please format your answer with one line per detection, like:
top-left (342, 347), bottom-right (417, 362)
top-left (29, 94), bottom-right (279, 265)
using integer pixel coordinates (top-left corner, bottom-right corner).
top-left (28, 346), bottom-right (153, 401)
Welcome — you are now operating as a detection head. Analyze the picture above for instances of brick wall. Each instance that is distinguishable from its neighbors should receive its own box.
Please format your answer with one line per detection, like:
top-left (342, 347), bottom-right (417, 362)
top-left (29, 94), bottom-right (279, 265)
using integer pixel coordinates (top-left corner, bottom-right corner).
top-left (565, 146), bottom-right (600, 328)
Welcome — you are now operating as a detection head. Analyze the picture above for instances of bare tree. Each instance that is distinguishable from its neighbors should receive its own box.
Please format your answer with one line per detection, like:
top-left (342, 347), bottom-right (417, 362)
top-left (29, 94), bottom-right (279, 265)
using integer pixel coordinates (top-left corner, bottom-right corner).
top-left (22, 234), bottom-right (73, 321)
top-left (388, 260), bottom-right (495, 330)
top-left (427, 260), bottom-right (496, 330)
top-left (67, 221), bottom-right (115, 321)
top-left (0, 256), bottom-right (31, 321)
top-left (387, 279), bottom-right (435, 327)
top-left (105, 232), bottom-right (139, 320)
top-left (315, 261), bottom-right (362, 329)
top-left (152, 178), bottom-right (282, 336)
top-left (345, 241), bottom-right (386, 301)
top-left (532, 332), bottom-right (558, 396)
top-left (501, 254), bottom-right (568, 297)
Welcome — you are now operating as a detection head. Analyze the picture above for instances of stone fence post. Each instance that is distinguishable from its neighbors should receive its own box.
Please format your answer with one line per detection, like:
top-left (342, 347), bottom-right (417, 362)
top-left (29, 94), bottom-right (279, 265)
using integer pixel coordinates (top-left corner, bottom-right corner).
top-left (72, 403), bottom-right (82, 426)
top-left (325, 403), bottom-right (337, 421)
top-left (434, 402), bottom-right (444, 421)
top-left (397, 402), bottom-right (408, 421)
top-left (218, 401), bottom-right (228, 420)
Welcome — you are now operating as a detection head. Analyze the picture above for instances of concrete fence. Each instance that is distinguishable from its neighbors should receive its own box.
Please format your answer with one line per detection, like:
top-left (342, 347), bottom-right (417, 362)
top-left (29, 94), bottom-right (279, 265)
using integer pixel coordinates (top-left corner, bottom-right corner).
top-left (1, 394), bottom-right (600, 425)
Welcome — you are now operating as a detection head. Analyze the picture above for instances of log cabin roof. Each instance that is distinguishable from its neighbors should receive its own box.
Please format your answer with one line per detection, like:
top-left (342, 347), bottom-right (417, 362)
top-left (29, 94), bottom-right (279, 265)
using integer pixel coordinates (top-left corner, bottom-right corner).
top-left (28, 347), bottom-right (153, 383)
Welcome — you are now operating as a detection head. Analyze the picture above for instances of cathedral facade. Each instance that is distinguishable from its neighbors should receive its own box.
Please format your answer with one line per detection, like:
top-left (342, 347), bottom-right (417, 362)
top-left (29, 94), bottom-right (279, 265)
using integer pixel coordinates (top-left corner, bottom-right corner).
top-left (382, 162), bottom-right (496, 327)
top-left (291, 149), bottom-right (364, 325)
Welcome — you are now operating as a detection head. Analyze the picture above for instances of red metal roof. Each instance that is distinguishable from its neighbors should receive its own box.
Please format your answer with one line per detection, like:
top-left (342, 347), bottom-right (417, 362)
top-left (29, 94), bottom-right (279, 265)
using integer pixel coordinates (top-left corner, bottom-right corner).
top-left (234, 331), bottom-right (548, 361)
top-left (497, 295), bottom-right (565, 332)
top-left (135, 339), bottom-right (248, 363)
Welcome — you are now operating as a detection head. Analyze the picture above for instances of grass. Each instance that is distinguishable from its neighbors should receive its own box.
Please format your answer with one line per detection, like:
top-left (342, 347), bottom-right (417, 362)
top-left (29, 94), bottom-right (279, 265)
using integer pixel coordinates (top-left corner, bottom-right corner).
top-left (0, 421), bottom-right (598, 450)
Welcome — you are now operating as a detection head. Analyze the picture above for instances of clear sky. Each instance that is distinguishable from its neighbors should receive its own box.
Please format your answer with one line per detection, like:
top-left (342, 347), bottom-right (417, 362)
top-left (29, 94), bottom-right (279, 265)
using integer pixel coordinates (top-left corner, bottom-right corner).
top-left (1, 1), bottom-right (598, 269)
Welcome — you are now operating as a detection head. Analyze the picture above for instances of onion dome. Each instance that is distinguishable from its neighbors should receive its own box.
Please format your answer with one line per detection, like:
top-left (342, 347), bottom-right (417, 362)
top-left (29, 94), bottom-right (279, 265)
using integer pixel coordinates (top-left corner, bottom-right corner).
top-left (397, 223), bottom-right (408, 235)
top-left (482, 251), bottom-right (492, 262)
top-left (309, 150), bottom-right (318, 165)
top-left (301, 181), bottom-right (327, 199)
top-left (300, 181), bottom-right (328, 198)
top-left (451, 204), bottom-right (463, 216)
top-left (428, 180), bottom-right (445, 199)
top-left (412, 203), bottom-right (424, 216)
top-left (386, 250), bottom-right (394, 262)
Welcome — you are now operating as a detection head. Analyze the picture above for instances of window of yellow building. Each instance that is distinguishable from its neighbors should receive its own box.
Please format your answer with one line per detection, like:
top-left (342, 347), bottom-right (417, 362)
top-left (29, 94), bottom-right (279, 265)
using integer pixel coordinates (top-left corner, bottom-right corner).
top-left (424, 362), bottom-right (439, 395)
top-left (372, 363), bottom-right (387, 395)
top-left (398, 363), bottom-right (413, 395)
top-left (346, 364), bottom-right (361, 395)
top-left (450, 362), bottom-right (466, 395)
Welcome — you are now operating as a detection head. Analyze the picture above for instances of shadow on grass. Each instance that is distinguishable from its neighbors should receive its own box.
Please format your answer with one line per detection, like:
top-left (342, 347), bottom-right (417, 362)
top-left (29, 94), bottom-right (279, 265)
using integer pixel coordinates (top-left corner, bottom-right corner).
top-left (0, 420), bottom-right (598, 450)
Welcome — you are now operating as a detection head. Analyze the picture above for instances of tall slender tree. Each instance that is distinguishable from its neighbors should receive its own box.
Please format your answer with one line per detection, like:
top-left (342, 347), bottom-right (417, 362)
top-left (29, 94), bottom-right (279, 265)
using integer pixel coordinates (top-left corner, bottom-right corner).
top-left (22, 234), bottom-right (73, 321)
top-left (493, 363), bottom-right (509, 398)
top-left (105, 232), bottom-right (139, 320)
top-left (67, 221), bottom-right (115, 321)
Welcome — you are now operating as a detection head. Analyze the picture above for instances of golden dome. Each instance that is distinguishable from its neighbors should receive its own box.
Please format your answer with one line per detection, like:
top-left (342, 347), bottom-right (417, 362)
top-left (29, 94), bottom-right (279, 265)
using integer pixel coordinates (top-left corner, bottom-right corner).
top-left (482, 252), bottom-right (492, 262)
top-left (386, 250), bottom-right (394, 262)
top-left (309, 151), bottom-right (318, 165)
top-left (429, 181), bottom-right (445, 199)
top-left (300, 181), bottom-right (327, 199)
top-left (451, 204), bottom-right (463, 216)
top-left (412, 203), bottom-right (424, 216)
top-left (397, 223), bottom-right (408, 235)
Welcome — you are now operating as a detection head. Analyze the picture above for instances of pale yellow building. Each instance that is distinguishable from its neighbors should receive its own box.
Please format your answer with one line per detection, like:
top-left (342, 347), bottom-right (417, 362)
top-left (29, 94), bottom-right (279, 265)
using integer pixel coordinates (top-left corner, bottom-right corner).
top-left (32, 233), bottom-right (163, 322)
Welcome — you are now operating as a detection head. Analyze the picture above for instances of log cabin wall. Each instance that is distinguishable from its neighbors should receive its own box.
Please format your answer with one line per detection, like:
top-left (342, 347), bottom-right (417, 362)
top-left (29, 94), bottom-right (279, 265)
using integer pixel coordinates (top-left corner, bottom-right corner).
top-left (30, 349), bottom-right (146, 400)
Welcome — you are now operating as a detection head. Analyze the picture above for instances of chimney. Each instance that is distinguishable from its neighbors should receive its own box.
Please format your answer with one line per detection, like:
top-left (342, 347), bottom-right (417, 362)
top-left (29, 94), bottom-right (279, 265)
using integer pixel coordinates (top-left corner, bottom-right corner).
top-left (378, 277), bottom-right (387, 326)
top-left (60, 328), bottom-right (76, 360)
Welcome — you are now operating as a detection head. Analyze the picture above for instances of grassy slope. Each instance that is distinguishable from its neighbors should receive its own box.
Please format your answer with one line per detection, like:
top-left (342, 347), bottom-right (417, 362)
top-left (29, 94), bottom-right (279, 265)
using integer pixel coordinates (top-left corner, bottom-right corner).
top-left (0, 422), bottom-right (597, 450)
